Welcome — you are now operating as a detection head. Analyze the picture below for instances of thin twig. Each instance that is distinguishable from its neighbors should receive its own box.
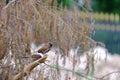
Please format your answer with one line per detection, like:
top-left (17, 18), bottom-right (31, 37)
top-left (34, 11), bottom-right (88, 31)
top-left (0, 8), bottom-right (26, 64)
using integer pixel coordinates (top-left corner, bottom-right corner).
top-left (3, 0), bottom-right (16, 9)
top-left (100, 71), bottom-right (120, 79)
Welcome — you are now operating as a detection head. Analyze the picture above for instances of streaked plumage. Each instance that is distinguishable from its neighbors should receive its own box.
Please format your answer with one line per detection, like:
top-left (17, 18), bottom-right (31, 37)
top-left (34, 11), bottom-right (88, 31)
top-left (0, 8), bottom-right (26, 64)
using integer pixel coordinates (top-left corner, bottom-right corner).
top-left (22, 42), bottom-right (53, 61)
top-left (22, 54), bottom-right (42, 61)
top-left (37, 42), bottom-right (53, 54)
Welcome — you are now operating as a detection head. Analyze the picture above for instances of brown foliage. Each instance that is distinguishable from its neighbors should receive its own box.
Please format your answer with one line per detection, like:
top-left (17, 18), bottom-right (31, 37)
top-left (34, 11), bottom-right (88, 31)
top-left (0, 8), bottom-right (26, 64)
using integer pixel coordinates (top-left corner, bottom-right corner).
top-left (0, 0), bottom-right (95, 80)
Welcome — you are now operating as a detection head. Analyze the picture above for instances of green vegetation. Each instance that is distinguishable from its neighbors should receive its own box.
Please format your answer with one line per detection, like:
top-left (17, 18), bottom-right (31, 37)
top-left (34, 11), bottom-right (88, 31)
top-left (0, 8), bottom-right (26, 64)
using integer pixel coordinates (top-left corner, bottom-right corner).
top-left (92, 0), bottom-right (120, 13)
top-left (57, 0), bottom-right (75, 8)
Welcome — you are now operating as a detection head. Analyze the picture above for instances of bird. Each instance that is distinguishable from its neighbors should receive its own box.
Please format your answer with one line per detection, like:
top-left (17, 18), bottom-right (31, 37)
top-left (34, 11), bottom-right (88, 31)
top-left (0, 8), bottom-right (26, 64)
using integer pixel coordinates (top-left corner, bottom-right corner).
top-left (21, 54), bottom-right (42, 61)
top-left (21, 42), bottom-right (53, 61)
top-left (37, 42), bottom-right (53, 54)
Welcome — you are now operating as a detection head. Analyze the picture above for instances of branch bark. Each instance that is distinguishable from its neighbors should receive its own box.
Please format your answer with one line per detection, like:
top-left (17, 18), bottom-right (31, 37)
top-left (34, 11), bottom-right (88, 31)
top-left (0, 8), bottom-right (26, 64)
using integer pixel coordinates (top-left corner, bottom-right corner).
top-left (13, 56), bottom-right (47, 80)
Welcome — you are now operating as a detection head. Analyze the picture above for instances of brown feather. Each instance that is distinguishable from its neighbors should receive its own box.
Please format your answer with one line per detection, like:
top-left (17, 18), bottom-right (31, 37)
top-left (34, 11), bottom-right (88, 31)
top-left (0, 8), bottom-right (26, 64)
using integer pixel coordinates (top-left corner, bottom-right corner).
top-left (22, 54), bottom-right (42, 60)
top-left (38, 42), bottom-right (52, 54)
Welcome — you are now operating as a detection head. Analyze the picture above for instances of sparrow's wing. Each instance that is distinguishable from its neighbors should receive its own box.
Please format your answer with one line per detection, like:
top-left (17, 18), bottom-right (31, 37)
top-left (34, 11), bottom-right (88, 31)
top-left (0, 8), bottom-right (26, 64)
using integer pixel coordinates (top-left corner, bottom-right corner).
top-left (21, 54), bottom-right (41, 59)
top-left (31, 54), bottom-right (42, 59)
top-left (38, 47), bottom-right (51, 54)
top-left (38, 44), bottom-right (50, 53)
top-left (42, 48), bottom-right (51, 54)
top-left (38, 42), bottom-right (52, 54)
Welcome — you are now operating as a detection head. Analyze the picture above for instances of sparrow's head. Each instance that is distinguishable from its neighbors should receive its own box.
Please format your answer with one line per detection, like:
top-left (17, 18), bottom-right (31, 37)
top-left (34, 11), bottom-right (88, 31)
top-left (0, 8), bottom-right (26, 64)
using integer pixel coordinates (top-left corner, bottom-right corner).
top-left (49, 42), bottom-right (53, 47)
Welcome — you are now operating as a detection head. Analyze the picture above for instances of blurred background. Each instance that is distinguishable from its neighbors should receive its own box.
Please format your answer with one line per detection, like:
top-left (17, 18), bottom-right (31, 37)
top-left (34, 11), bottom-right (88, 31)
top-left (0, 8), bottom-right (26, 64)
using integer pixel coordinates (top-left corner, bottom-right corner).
top-left (58, 0), bottom-right (120, 54)
top-left (5, 0), bottom-right (120, 55)
top-left (0, 0), bottom-right (120, 80)
top-left (91, 0), bottom-right (120, 54)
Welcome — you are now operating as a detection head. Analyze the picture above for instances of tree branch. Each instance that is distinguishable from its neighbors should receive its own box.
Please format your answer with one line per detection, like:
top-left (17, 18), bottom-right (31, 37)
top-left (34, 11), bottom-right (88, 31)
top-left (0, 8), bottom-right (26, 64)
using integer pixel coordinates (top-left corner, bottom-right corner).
top-left (13, 56), bottom-right (47, 80)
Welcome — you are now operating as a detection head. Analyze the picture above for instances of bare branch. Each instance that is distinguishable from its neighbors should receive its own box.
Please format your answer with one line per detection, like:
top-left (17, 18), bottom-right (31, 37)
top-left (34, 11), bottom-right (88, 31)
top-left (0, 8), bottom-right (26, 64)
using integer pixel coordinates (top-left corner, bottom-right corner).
top-left (13, 56), bottom-right (47, 80)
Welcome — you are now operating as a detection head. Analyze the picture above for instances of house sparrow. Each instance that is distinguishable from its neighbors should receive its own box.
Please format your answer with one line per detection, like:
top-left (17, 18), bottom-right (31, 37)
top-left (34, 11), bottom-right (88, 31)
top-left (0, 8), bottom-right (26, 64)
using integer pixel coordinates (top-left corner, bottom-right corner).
top-left (22, 54), bottom-right (42, 61)
top-left (22, 42), bottom-right (52, 61)
top-left (37, 42), bottom-right (53, 54)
